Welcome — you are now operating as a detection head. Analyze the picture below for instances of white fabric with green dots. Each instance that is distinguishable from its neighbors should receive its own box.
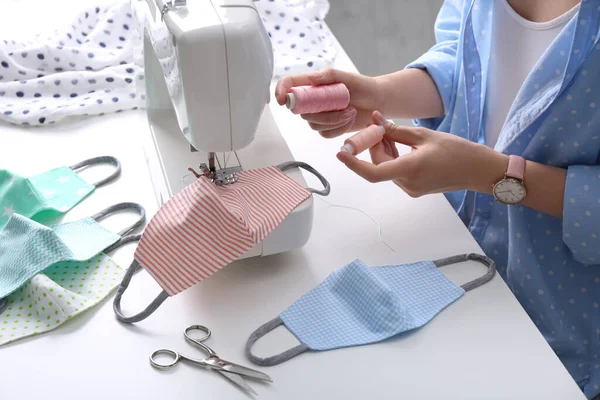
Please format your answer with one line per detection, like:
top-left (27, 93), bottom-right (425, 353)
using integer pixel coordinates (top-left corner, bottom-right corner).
top-left (0, 253), bottom-right (124, 346)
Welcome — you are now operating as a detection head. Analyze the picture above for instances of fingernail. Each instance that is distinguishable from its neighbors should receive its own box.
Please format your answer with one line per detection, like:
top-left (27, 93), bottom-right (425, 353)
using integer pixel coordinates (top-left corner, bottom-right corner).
top-left (340, 143), bottom-right (355, 154)
top-left (379, 125), bottom-right (385, 134)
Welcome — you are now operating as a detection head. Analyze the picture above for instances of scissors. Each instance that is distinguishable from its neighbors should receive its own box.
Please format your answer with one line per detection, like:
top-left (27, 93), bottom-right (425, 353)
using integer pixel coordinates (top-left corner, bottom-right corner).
top-left (150, 325), bottom-right (273, 395)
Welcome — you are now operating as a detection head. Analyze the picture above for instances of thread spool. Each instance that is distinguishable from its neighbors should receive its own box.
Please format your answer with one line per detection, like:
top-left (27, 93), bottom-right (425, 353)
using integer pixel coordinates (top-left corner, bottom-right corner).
top-left (340, 124), bottom-right (385, 155)
top-left (286, 83), bottom-right (350, 114)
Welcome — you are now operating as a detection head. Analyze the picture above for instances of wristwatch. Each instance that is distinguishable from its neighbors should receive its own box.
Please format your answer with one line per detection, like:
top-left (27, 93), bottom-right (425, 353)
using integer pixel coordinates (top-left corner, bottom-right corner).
top-left (492, 155), bottom-right (527, 204)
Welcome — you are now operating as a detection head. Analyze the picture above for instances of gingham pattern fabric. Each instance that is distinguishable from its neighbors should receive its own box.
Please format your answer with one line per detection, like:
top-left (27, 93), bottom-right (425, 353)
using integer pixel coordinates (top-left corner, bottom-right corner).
top-left (279, 259), bottom-right (465, 351)
top-left (135, 166), bottom-right (310, 296)
top-left (0, 215), bottom-right (120, 299)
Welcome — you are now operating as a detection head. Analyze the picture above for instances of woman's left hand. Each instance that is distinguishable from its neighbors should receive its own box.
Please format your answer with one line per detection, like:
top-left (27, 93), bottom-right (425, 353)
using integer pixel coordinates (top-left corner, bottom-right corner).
top-left (337, 111), bottom-right (509, 197)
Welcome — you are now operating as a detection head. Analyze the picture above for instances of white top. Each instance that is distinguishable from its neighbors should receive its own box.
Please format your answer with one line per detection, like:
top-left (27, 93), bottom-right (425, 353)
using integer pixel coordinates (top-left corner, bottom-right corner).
top-left (0, 1), bottom-right (587, 399)
top-left (484, 0), bottom-right (579, 147)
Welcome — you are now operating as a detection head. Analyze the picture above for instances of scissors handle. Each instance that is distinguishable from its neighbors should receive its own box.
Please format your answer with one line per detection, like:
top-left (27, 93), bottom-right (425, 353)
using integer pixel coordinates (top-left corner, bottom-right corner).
top-left (150, 348), bottom-right (210, 371)
top-left (150, 349), bottom-right (181, 370)
top-left (184, 325), bottom-right (218, 358)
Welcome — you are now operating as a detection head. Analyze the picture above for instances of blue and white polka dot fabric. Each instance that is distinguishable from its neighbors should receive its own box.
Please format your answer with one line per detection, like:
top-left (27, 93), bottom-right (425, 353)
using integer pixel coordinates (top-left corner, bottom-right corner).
top-left (0, 1), bottom-right (144, 126)
top-left (255, 0), bottom-right (335, 80)
top-left (0, 0), bottom-right (331, 126)
top-left (407, 0), bottom-right (600, 397)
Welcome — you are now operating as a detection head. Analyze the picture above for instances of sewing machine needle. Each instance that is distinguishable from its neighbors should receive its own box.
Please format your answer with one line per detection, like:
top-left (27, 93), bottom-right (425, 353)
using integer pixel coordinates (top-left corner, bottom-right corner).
top-left (218, 370), bottom-right (258, 396)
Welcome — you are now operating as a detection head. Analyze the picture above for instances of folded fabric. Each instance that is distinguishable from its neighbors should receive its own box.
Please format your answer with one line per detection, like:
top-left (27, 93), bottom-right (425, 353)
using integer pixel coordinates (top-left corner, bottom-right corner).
top-left (0, 0), bottom-right (333, 126)
top-left (0, 0), bottom-right (144, 126)
top-left (255, 0), bottom-right (336, 79)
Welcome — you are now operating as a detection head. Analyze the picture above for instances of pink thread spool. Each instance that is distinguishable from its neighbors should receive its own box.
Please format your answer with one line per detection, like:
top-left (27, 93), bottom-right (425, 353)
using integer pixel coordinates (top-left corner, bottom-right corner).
top-left (286, 83), bottom-right (350, 114)
top-left (340, 124), bottom-right (385, 155)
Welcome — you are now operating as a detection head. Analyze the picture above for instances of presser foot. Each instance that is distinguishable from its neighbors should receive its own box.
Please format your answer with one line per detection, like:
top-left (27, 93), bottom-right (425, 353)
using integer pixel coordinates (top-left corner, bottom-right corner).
top-left (188, 161), bottom-right (242, 186)
top-left (187, 151), bottom-right (242, 186)
top-left (201, 164), bottom-right (241, 186)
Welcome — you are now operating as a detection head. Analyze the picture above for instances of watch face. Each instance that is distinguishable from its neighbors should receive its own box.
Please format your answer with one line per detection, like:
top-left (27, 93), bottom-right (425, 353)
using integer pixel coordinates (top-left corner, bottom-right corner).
top-left (493, 179), bottom-right (526, 204)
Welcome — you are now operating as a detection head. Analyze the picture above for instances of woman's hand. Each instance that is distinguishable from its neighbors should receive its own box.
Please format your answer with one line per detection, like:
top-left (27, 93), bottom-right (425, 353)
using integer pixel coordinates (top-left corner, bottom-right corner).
top-left (275, 68), bottom-right (384, 138)
top-left (337, 111), bottom-right (509, 197)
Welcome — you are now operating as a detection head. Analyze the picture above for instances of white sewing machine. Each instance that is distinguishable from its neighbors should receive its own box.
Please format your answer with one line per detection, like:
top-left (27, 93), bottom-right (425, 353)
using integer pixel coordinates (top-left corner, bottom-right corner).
top-left (136, 0), bottom-right (315, 258)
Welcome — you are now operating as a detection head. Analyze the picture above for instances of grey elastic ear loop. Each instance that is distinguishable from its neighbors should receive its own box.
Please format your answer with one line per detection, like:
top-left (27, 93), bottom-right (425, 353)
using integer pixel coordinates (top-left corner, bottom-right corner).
top-left (104, 233), bottom-right (142, 254)
top-left (245, 253), bottom-right (496, 367)
top-left (432, 253), bottom-right (496, 291)
top-left (91, 202), bottom-right (146, 237)
top-left (112, 259), bottom-right (169, 323)
top-left (245, 317), bottom-right (309, 367)
top-left (69, 156), bottom-right (121, 188)
top-left (277, 161), bottom-right (330, 196)
top-left (107, 235), bottom-right (169, 323)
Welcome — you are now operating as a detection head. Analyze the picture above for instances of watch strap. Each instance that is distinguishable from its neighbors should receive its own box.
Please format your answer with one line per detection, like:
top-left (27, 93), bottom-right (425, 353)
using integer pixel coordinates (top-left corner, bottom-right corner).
top-left (506, 155), bottom-right (525, 180)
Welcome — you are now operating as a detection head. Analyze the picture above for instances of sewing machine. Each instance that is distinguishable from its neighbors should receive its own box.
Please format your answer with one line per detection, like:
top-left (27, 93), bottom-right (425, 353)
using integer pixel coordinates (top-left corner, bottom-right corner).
top-left (136, 0), bottom-right (315, 258)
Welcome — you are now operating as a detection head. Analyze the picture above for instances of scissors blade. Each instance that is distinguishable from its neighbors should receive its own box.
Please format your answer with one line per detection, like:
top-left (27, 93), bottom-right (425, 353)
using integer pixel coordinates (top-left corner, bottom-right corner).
top-left (220, 361), bottom-right (273, 382)
top-left (218, 370), bottom-right (258, 396)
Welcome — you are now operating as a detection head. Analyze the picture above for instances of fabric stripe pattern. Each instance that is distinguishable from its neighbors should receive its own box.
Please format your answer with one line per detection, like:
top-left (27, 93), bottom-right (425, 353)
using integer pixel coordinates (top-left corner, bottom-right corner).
top-left (135, 167), bottom-right (310, 295)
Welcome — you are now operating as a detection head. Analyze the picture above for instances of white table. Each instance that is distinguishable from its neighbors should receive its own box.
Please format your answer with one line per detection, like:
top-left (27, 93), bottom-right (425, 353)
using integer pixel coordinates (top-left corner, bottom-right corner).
top-left (0, 2), bottom-right (586, 399)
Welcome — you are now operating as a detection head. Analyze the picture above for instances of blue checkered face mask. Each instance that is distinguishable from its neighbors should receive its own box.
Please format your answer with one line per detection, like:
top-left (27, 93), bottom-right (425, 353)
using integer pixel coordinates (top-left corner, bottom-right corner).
top-left (246, 254), bottom-right (496, 366)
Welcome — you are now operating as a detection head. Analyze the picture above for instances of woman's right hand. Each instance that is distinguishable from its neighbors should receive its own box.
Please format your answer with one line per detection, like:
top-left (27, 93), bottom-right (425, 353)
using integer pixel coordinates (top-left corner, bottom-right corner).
top-left (275, 68), bottom-right (384, 138)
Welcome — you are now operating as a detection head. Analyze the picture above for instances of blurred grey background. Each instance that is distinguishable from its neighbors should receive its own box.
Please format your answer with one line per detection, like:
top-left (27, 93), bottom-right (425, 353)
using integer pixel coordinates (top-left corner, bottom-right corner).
top-left (326, 0), bottom-right (444, 76)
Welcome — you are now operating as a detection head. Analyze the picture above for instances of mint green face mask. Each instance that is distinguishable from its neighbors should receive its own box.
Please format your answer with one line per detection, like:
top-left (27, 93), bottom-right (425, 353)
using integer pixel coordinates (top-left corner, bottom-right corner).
top-left (0, 202), bottom-right (146, 314)
top-left (0, 156), bottom-right (121, 231)
top-left (0, 234), bottom-right (141, 347)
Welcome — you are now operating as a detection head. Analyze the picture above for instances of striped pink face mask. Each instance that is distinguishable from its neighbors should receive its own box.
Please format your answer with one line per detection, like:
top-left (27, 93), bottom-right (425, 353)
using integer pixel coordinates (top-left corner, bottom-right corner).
top-left (113, 162), bottom-right (329, 323)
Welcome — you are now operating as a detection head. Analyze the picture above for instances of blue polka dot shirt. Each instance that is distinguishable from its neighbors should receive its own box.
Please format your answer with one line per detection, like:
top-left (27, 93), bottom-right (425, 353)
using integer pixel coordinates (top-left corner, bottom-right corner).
top-left (406, 1), bottom-right (600, 398)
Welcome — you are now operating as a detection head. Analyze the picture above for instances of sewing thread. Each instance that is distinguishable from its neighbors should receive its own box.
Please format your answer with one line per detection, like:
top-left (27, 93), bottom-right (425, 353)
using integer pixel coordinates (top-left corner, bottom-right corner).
top-left (286, 83), bottom-right (350, 115)
top-left (316, 196), bottom-right (396, 253)
top-left (183, 170), bottom-right (395, 252)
